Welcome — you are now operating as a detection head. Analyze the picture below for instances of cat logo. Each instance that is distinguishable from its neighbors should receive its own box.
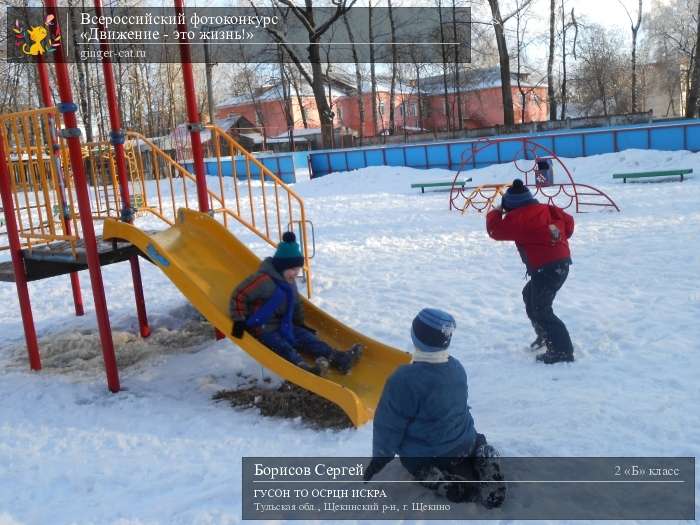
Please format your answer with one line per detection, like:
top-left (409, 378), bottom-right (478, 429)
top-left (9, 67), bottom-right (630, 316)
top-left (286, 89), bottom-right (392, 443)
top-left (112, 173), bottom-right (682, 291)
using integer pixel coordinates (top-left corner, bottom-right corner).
top-left (13, 14), bottom-right (61, 57)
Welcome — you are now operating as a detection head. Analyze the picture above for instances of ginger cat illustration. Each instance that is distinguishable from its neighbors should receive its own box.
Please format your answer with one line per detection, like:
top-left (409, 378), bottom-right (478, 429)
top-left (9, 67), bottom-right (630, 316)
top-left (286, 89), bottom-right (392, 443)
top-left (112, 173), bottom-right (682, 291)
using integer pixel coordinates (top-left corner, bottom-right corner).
top-left (23, 26), bottom-right (48, 56)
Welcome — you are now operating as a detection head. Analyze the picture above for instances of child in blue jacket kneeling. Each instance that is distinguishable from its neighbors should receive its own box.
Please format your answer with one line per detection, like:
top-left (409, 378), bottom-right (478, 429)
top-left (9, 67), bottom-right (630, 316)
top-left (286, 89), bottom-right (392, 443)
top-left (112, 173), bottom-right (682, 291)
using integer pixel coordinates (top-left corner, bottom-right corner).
top-left (364, 309), bottom-right (505, 508)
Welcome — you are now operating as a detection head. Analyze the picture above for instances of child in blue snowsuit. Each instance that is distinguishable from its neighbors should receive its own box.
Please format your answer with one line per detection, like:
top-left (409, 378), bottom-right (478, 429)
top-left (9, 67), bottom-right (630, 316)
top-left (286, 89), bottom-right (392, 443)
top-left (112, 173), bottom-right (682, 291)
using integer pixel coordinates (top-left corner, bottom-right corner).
top-left (364, 309), bottom-right (505, 508)
top-left (229, 232), bottom-right (361, 376)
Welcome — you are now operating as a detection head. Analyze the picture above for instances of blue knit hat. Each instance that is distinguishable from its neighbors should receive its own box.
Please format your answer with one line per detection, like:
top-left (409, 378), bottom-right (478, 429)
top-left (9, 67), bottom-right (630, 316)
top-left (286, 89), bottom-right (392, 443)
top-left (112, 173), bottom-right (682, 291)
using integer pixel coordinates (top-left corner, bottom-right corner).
top-left (272, 232), bottom-right (304, 273)
top-left (411, 308), bottom-right (457, 353)
top-left (501, 179), bottom-right (537, 211)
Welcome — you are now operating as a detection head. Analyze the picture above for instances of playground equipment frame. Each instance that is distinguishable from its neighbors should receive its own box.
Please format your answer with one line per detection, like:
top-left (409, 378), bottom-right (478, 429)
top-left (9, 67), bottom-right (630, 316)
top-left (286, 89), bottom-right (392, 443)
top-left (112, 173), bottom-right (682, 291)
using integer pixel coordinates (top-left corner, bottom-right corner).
top-left (448, 137), bottom-right (620, 214)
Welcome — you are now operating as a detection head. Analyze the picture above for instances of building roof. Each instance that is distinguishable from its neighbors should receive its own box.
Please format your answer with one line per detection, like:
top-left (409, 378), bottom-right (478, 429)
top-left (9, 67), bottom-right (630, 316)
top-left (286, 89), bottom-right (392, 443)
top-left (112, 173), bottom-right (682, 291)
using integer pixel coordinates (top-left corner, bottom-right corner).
top-left (216, 67), bottom-right (546, 112)
top-left (418, 67), bottom-right (544, 94)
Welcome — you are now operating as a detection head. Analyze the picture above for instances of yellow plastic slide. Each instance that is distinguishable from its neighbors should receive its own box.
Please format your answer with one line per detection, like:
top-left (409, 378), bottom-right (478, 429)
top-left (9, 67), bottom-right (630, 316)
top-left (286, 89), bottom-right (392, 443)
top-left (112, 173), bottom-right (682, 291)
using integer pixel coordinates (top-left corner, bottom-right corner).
top-left (103, 209), bottom-right (410, 426)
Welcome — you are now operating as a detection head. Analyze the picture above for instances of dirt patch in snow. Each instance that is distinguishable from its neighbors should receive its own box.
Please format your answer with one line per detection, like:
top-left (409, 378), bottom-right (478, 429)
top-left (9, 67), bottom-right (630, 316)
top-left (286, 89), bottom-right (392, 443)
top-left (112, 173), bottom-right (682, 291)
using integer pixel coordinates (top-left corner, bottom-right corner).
top-left (7, 303), bottom-right (213, 375)
top-left (213, 379), bottom-right (353, 430)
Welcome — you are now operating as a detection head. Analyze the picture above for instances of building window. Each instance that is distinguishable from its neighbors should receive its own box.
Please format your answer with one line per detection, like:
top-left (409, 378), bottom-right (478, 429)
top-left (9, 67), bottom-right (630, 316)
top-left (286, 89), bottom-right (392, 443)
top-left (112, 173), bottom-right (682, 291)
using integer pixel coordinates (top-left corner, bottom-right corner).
top-left (336, 106), bottom-right (342, 120)
top-left (410, 103), bottom-right (417, 117)
top-left (378, 100), bottom-right (385, 114)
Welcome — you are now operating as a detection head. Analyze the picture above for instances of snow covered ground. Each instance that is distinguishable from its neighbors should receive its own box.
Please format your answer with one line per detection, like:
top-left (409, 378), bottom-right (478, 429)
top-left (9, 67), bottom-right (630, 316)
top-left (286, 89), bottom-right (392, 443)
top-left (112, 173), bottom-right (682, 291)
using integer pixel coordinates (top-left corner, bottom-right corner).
top-left (1, 148), bottom-right (699, 524)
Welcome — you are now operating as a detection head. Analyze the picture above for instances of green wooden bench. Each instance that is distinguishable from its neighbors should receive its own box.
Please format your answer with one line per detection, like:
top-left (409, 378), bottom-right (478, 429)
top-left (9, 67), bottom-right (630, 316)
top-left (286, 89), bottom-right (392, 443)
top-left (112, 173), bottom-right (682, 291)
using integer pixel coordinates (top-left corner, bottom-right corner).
top-left (612, 169), bottom-right (692, 183)
top-left (412, 178), bottom-right (472, 193)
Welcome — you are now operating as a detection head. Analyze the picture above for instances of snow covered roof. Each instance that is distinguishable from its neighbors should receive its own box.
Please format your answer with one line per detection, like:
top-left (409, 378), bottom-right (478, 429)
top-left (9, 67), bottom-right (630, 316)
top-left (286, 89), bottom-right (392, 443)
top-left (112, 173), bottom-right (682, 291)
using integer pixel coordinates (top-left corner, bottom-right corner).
top-left (239, 132), bottom-right (264, 144)
top-left (218, 83), bottom-right (347, 108)
top-left (419, 67), bottom-right (544, 94)
top-left (271, 128), bottom-right (323, 139)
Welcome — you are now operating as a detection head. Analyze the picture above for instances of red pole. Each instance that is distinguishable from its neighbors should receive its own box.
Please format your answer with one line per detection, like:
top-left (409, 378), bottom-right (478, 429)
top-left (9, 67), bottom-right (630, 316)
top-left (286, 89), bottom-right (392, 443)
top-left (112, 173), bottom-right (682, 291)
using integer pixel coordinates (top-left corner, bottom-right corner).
top-left (174, 0), bottom-right (210, 213)
top-left (174, 0), bottom-right (224, 340)
top-left (0, 134), bottom-right (41, 370)
top-left (36, 55), bottom-right (85, 317)
top-left (94, 0), bottom-right (150, 338)
top-left (45, 0), bottom-right (120, 392)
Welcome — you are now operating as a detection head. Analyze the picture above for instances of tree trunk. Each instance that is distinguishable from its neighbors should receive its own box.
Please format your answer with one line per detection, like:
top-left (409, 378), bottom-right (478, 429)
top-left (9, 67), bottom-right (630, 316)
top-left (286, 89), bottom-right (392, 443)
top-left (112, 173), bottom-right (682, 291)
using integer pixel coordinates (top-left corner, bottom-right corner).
top-left (204, 40), bottom-right (216, 124)
top-left (291, 72), bottom-right (308, 128)
top-left (69, 6), bottom-right (93, 142)
top-left (630, 0), bottom-right (643, 113)
top-left (343, 12), bottom-right (365, 144)
top-left (278, 49), bottom-right (295, 151)
top-left (487, 0), bottom-right (515, 126)
top-left (547, 0), bottom-right (557, 120)
top-left (453, 0), bottom-right (463, 130)
top-left (438, 1), bottom-right (452, 132)
top-left (388, 0), bottom-right (398, 135)
top-left (369, 1), bottom-right (379, 137)
top-left (415, 64), bottom-right (425, 132)
top-left (560, 0), bottom-right (568, 120)
top-left (308, 43), bottom-right (334, 148)
top-left (685, 3), bottom-right (700, 116)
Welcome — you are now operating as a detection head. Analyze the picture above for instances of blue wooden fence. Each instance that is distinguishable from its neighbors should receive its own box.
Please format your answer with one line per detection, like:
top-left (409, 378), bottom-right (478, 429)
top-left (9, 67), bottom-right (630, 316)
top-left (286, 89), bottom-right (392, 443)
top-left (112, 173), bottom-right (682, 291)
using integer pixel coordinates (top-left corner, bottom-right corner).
top-left (308, 120), bottom-right (700, 178)
top-left (184, 153), bottom-right (296, 184)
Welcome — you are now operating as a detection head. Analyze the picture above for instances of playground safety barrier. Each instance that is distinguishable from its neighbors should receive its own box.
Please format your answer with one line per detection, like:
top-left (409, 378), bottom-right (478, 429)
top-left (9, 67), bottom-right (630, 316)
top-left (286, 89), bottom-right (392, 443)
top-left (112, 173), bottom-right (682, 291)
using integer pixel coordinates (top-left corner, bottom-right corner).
top-left (308, 119), bottom-right (700, 178)
top-left (449, 137), bottom-right (620, 214)
top-left (0, 109), bottom-right (313, 296)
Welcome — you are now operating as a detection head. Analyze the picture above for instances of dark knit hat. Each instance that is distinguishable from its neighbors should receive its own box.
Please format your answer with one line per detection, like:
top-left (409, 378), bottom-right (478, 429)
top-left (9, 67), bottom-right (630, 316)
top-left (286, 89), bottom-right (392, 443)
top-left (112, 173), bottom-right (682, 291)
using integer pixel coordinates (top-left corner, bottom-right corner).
top-left (501, 178), bottom-right (537, 211)
top-left (411, 308), bottom-right (457, 353)
top-left (272, 232), bottom-right (304, 273)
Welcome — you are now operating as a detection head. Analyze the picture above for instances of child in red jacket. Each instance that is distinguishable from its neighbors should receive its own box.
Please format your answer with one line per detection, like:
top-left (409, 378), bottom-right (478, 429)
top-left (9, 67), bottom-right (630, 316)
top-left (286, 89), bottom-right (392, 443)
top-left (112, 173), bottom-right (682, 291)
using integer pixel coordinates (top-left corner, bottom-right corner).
top-left (486, 179), bottom-right (575, 364)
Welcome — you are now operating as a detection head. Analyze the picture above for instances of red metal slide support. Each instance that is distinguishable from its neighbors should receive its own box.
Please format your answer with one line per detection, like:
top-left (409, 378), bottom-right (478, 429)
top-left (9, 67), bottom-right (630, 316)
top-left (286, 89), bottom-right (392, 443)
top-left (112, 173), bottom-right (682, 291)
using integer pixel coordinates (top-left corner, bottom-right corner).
top-left (36, 55), bottom-right (85, 317)
top-left (0, 133), bottom-right (41, 370)
top-left (174, 0), bottom-right (225, 340)
top-left (94, 0), bottom-right (150, 338)
top-left (174, 0), bottom-right (210, 213)
top-left (45, 0), bottom-right (120, 392)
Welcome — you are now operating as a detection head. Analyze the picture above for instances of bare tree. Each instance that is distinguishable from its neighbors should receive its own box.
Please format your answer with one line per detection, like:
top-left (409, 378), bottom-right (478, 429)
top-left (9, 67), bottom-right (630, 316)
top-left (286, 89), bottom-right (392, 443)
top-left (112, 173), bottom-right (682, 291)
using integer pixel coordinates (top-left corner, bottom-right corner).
top-left (646, 0), bottom-right (688, 117)
top-left (573, 24), bottom-right (630, 116)
top-left (260, 0), bottom-right (357, 148)
top-left (685, 0), bottom-right (700, 116)
top-left (342, 11), bottom-right (365, 144)
top-left (452, 0), bottom-right (464, 130)
top-left (369, 0), bottom-right (379, 137)
top-left (617, 0), bottom-right (644, 112)
top-left (559, 2), bottom-right (578, 119)
top-left (437, 0), bottom-right (452, 132)
top-left (547, 0), bottom-right (557, 119)
top-left (388, 0), bottom-right (398, 135)
top-left (514, 0), bottom-right (536, 123)
top-left (487, 0), bottom-right (533, 126)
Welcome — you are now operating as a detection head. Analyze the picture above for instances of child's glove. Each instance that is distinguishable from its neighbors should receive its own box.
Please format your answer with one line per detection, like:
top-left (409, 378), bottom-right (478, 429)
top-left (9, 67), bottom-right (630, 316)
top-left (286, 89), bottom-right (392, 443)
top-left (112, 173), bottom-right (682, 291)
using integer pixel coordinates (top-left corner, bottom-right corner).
top-left (232, 321), bottom-right (246, 339)
top-left (549, 223), bottom-right (561, 242)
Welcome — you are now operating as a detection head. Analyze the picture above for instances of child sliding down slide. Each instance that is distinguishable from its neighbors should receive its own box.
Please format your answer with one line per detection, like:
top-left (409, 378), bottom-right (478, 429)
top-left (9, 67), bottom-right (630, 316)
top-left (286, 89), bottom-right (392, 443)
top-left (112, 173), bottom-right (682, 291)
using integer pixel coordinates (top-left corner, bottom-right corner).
top-left (229, 232), bottom-right (363, 376)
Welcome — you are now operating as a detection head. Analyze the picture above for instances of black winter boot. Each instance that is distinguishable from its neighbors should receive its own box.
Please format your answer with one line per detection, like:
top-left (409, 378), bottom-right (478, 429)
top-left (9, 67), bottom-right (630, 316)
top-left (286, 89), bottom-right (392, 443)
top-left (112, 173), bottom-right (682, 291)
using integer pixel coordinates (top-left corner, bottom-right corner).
top-left (298, 357), bottom-right (330, 376)
top-left (536, 350), bottom-right (574, 364)
top-left (530, 335), bottom-right (546, 350)
top-left (331, 344), bottom-right (363, 374)
top-left (473, 443), bottom-right (506, 509)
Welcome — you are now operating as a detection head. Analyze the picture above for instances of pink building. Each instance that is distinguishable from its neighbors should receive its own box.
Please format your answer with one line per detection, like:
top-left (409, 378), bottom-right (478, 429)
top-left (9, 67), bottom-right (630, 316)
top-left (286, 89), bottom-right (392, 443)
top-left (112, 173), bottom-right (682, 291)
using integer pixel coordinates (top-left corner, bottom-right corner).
top-left (215, 68), bottom-right (548, 144)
